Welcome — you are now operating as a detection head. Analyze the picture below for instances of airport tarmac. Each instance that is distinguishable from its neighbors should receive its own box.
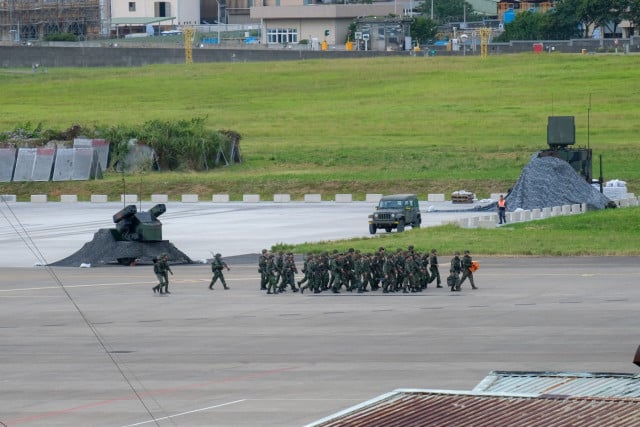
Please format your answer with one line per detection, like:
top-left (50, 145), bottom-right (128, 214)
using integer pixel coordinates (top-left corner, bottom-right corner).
top-left (1, 202), bottom-right (639, 426)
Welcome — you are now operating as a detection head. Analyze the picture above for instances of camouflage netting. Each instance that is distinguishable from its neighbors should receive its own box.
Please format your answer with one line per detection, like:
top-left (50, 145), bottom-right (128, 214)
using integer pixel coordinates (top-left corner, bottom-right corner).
top-left (49, 229), bottom-right (193, 267)
top-left (506, 155), bottom-right (611, 211)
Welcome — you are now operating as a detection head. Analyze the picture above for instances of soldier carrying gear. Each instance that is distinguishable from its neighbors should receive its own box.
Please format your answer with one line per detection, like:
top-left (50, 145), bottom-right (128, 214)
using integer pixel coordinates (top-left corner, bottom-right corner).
top-left (209, 253), bottom-right (230, 290)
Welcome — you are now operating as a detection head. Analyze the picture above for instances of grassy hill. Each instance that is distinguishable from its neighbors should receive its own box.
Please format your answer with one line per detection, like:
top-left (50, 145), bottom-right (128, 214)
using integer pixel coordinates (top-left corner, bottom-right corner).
top-left (1, 54), bottom-right (638, 256)
top-left (0, 54), bottom-right (637, 200)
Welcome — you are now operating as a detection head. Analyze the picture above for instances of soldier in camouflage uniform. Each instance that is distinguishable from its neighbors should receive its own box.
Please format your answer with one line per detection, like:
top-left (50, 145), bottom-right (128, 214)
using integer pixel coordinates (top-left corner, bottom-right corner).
top-left (266, 254), bottom-right (279, 294)
top-left (274, 251), bottom-right (285, 286)
top-left (382, 253), bottom-right (397, 293)
top-left (258, 249), bottom-right (268, 290)
top-left (297, 253), bottom-right (312, 287)
top-left (279, 253), bottom-right (299, 292)
top-left (428, 249), bottom-right (442, 288)
top-left (457, 250), bottom-right (478, 290)
top-left (209, 253), bottom-right (230, 290)
top-left (449, 252), bottom-right (462, 292)
top-left (331, 253), bottom-right (346, 293)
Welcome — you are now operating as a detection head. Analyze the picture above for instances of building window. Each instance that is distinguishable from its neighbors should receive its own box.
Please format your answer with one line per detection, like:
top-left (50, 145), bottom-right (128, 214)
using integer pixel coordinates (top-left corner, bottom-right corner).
top-left (267, 28), bottom-right (298, 44)
top-left (129, 2), bottom-right (136, 12)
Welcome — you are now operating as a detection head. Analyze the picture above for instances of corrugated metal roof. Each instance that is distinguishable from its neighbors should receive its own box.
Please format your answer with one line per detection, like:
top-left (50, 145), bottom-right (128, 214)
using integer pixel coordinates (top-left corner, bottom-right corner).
top-left (473, 371), bottom-right (640, 398)
top-left (306, 389), bottom-right (640, 427)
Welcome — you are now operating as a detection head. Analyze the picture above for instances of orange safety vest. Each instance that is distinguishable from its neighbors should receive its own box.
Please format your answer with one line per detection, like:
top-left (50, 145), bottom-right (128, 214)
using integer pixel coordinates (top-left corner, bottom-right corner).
top-left (498, 199), bottom-right (506, 208)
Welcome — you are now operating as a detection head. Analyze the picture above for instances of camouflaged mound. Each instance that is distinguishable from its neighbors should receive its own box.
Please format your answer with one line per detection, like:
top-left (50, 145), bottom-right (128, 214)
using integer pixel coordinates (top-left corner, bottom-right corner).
top-left (49, 228), bottom-right (193, 267)
top-left (506, 155), bottom-right (610, 211)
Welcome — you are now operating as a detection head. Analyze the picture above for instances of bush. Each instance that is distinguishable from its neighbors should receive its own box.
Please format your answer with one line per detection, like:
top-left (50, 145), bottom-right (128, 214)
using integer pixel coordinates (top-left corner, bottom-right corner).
top-left (44, 33), bottom-right (78, 42)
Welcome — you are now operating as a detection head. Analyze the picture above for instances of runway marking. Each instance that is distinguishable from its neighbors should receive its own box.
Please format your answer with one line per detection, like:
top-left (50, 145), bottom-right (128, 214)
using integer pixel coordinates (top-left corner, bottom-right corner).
top-left (120, 399), bottom-right (247, 427)
top-left (0, 279), bottom-right (212, 293)
top-left (4, 366), bottom-right (297, 426)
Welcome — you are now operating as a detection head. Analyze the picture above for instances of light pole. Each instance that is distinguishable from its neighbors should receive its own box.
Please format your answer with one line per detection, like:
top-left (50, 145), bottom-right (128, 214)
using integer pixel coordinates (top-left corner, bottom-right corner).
top-left (430, 0), bottom-right (433, 20)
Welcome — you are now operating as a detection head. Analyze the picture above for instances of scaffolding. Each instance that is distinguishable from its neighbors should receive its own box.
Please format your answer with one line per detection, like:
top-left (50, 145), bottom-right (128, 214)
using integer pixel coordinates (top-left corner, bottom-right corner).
top-left (0, 0), bottom-right (104, 42)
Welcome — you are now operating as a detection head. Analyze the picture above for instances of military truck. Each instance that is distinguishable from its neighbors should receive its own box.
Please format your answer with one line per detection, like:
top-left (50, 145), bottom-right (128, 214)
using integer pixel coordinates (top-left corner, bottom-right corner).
top-left (368, 194), bottom-right (421, 234)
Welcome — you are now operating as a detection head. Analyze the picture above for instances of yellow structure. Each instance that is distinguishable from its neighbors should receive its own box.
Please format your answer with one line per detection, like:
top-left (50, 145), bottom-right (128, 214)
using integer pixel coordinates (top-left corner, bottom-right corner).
top-left (183, 27), bottom-right (195, 64)
top-left (479, 28), bottom-right (492, 58)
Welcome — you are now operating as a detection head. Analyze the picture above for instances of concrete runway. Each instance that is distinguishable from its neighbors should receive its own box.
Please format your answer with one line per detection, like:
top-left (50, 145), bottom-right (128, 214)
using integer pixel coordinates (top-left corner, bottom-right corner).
top-left (1, 202), bottom-right (639, 426)
top-left (0, 201), bottom-right (483, 268)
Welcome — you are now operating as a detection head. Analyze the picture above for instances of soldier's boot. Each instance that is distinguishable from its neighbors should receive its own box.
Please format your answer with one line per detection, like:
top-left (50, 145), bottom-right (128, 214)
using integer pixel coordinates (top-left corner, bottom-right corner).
top-left (153, 285), bottom-right (160, 293)
top-left (223, 283), bottom-right (229, 290)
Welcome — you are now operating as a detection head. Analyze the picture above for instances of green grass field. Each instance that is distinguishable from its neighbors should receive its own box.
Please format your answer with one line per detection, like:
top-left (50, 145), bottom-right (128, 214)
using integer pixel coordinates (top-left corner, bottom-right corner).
top-left (1, 54), bottom-right (638, 255)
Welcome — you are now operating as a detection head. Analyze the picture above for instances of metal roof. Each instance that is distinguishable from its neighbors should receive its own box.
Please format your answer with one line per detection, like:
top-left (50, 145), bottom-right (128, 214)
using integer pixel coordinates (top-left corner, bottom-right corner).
top-left (474, 371), bottom-right (640, 398)
top-left (110, 17), bottom-right (176, 26)
top-left (306, 389), bottom-right (640, 427)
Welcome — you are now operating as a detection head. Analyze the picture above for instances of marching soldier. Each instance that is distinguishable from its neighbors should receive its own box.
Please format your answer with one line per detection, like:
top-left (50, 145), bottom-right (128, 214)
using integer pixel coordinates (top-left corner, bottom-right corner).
top-left (209, 253), bottom-right (230, 290)
top-left (458, 250), bottom-right (478, 290)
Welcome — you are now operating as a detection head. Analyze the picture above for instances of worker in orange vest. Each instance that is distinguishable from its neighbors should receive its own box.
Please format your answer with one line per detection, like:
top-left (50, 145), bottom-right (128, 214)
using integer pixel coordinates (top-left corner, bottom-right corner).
top-left (497, 195), bottom-right (507, 224)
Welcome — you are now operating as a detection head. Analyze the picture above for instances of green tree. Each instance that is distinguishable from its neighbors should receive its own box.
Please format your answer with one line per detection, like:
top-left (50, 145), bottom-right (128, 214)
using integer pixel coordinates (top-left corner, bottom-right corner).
top-left (494, 11), bottom-right (543, 42)
top-left (410, 16), bottom-right (439, 44)
top-left (415, 0), bottom-right (479, 24)
top-left (540, 2), bottom-right (582, 40)
top-left (625, 0), bottom-right (640, 29)
top-left (578, 0), bottom-right (613, 37)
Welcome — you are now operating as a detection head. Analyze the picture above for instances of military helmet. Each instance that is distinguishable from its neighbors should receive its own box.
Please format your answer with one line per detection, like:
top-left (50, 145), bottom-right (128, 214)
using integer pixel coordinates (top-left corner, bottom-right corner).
top-left (215, 253), bottom-right (221, 258)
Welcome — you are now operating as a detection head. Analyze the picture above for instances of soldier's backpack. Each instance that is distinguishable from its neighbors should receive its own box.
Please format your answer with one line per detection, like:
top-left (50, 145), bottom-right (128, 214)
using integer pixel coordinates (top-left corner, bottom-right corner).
top-left (446, 274), bottom-right (456, 287)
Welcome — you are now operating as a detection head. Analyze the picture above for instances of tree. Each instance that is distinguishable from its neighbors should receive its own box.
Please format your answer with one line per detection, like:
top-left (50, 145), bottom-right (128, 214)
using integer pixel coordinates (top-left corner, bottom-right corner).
top-left (410, 16), bottom-right (439, 44)
top-left (540, 2), bottom-right (582, 40)
top-left (625, 0), bottom-right (640, 29)
top-left (494, 11), bottom-right (543, 41)
top-left (415, 0), bottom-right (479, 24)
top-left (578, 0), bottom-right (614, 37)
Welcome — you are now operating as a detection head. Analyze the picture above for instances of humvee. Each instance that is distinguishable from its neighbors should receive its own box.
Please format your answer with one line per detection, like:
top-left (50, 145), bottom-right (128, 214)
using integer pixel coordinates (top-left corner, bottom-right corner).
top-left (368, 194), bottom-right (421, 234)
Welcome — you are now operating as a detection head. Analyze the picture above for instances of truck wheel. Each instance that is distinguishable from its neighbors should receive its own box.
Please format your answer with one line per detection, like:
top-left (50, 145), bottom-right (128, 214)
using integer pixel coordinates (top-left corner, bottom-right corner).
top-left (369, 224), bottom-right (377, 235)
top-left (385, 227), bottom-right (392, 233)
top-left (397, 220), bottom-right (405, 232)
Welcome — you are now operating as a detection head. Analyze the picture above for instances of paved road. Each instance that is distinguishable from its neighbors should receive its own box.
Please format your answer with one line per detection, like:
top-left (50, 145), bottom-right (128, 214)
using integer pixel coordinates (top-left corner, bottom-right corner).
top-left (2, 202), bottom-right (639, 426)
top-left (0, 201), bottom-right (483, 268)
top-left (2, 258), bottom-right (640, 427)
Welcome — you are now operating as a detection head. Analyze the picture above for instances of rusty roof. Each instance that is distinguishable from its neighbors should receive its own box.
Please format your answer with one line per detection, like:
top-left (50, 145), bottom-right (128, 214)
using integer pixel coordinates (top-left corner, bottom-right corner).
top-left (305, 389), bottom-right (640, 427)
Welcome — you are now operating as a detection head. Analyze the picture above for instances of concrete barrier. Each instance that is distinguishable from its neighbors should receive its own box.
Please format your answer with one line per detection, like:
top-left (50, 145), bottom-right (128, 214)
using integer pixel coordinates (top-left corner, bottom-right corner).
top-left (151, 194), bottom-right (169, 203)
top-left (1, 194), bottom-right (17, 202)
top-left (243, 194), bottom-right (260, 203)
top-left (619, 199), bottom-right (629, 208)
top-left (531, 208), bottom-right (541, 219)
top-left (629, 197), bottom-right (639, 207)
top-left (366, 193), bottom-right (383, 203)
top-left (121, 194), bottom-right (138, 204)
top-left (542, 207), bottom-right (551, 218)
top-left (60, 194), bottom-right (78, 203)
top-left (31, 194), bottom-right (47, 203)
top-left (91, 194), bottom-right (108, 203)
top-left (428, 194), bottom-right (445, 202)
top-left (478, 219), bottom-right (496, 229)
top-left (511, 211), bottom-right (521, 222)
top-left (570, 204), bottom-right (582, 214)
top-left (212, 194), bottom-right (230, 203)
top-left (304, 194), bottom-right (322, 203)
top-left (181, 194), bottom-right (199, 203)
top-left (273, 194), bottom-right (291, 203)
top-left (581, 203), bottom-right (588, 212)
top-left (561, 205), bottom-right (571, 215)
top-left (335, 194), bottom-right (352, 203)
top-left (458, 218), bottom-right (470, 228)
top-left (551, 206), bottom-right (562, 216)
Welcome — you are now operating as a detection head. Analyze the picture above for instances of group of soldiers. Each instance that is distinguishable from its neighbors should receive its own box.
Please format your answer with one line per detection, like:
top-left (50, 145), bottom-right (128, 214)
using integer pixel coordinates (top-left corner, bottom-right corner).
top-left (257, 246), bottom-right (478, 295)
